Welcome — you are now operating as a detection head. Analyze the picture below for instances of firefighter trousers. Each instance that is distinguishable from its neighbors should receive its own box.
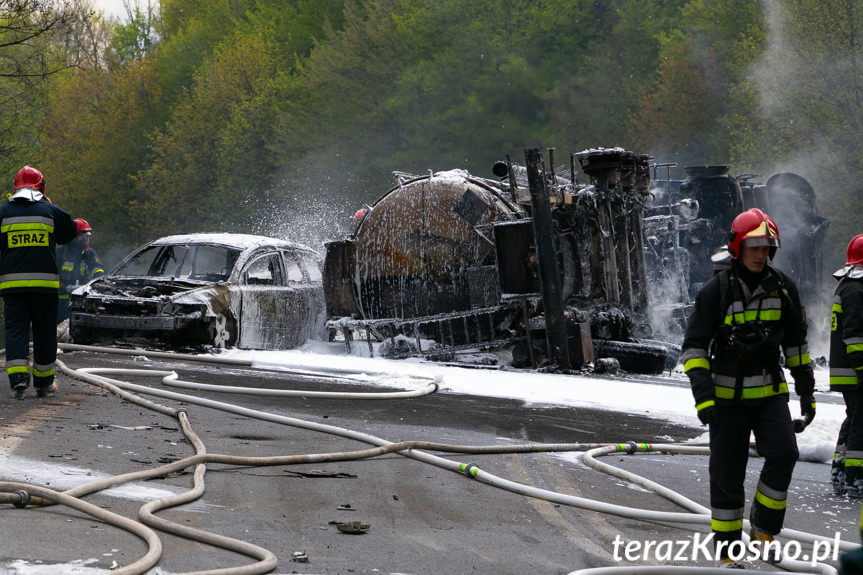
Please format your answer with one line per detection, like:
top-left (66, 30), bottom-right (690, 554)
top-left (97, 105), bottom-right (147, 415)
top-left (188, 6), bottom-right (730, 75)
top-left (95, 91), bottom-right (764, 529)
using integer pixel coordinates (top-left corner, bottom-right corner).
top-left (709, 397), bottom-right (798, 552)
top-left (837, 389), bottom-right (863, 497)
top-left (2, 293), bottom-right (58, 390)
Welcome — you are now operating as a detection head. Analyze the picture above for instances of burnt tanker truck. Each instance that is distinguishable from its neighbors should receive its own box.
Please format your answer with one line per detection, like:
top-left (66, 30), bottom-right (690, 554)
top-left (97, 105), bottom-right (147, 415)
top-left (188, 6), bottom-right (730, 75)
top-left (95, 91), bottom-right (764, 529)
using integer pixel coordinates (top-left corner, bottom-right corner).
top-left (323, 148), bottom-right (827, 373)
top-left (644, 164), bottom-right (829, 339)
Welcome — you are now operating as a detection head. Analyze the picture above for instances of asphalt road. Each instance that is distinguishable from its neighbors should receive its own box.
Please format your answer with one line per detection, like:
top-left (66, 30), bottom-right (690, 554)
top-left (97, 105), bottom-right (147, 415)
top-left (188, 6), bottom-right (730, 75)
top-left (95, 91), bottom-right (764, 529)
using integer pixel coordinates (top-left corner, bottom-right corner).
top-left (0, 348), bottom-right (857, 574)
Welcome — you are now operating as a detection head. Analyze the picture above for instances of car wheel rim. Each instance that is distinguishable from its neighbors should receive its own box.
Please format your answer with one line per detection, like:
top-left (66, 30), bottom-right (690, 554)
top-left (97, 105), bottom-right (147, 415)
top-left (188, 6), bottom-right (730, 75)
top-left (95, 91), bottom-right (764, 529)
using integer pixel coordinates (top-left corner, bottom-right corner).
top-left (213, 314), bottom-right (230, 347)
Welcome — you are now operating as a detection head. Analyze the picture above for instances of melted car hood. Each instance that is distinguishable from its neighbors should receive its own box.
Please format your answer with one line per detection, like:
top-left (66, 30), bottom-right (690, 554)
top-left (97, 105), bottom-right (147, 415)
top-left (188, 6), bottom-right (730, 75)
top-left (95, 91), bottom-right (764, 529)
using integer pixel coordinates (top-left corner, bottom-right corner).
top-left (83, 277), bottom-right (214, 299)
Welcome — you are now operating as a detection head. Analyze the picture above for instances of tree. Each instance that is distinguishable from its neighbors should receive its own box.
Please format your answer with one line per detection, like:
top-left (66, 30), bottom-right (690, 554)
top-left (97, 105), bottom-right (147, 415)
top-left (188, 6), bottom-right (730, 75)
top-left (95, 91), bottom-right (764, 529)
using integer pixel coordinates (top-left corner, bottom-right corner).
top-left (629, 32), bottom-right (718, 165)
top-left (0, 0), bottom-right (83, 175)
top-left (727, 0), bottom-right (863, 273)
top-left (135, 32), bottom-right (281, 237)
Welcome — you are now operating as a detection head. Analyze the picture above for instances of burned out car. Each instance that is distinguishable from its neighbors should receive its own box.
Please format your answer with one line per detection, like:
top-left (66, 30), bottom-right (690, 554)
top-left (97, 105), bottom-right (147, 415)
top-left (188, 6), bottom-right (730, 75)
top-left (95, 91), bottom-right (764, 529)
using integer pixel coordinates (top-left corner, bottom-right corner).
top-left (69, 233), bottom-right (325, 350)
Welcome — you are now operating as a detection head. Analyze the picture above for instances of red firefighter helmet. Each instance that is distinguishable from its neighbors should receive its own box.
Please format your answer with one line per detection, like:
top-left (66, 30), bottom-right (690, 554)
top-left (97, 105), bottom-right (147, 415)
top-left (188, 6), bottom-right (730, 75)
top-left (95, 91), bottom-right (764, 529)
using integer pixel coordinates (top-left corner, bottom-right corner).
top-left (75, 218), bottom-right (92, 234)
top-left (846, 234), bottom-right (863, 266)
top-left (727, 208), bottom-right (780, 260)
top-left (13, 166), bottom-right (45, 192)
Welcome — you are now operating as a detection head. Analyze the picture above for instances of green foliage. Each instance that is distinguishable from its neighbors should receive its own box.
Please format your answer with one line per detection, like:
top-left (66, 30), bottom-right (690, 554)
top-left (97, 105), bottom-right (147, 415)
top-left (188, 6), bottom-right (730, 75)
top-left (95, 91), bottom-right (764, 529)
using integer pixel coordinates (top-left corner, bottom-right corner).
top-left (110, 1), bottom-right (161, 65)
top-left (136, 31), bottom-right (281, 237)
top-left (0, 0), bottom-right (84, 177)
top-left (2, 0), bottom-right (859, 281)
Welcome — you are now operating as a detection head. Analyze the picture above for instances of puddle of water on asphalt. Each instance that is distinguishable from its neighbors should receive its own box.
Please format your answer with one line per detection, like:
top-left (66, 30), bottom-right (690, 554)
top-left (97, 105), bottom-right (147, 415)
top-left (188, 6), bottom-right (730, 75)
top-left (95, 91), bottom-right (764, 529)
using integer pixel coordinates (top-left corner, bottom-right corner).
top-left (0, 559), bottom-right (175, 574)
top-left (0, 454), bottom-right (220, 510)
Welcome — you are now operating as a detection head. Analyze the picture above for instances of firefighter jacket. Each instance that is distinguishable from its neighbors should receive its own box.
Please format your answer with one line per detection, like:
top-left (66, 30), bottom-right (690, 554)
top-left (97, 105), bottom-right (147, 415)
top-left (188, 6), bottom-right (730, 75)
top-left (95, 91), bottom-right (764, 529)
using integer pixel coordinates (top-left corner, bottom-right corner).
top-left (829, 275), bottom-right (863, 391)
top-left (0, 189), bottom-right (76, 295)
top-left (681, 263), bottom-right (814, 415)
top-left (57, 242), bottom-right (104, 297)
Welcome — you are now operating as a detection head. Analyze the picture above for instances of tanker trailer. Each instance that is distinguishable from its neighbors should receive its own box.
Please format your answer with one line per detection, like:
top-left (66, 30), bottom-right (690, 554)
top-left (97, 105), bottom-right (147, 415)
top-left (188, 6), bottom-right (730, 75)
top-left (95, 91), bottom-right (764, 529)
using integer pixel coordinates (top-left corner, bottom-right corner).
top-left (324, 151), bottom-right (667, 375)
top-left (324, 169), bottom-right (528, 354)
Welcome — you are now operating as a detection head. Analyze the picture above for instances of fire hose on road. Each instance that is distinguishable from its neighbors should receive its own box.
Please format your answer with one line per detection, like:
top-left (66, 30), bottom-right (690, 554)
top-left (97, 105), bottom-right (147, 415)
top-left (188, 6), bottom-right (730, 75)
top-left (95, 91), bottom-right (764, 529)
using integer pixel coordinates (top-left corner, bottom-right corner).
top-left (0, 343), bottom-right (855, 574)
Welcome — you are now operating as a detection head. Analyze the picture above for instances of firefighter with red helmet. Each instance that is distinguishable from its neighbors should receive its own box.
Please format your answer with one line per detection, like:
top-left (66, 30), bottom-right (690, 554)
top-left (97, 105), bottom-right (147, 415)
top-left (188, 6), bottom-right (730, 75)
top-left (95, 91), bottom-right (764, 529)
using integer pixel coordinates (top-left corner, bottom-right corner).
top-left (829, 234), bottom-right (863, 497)
top-left (56, 218), bottom-right (104, 323)
top-left (0, 166), bottom-right (76, 399)
top-left (681, 207), bottom-right (815, 567)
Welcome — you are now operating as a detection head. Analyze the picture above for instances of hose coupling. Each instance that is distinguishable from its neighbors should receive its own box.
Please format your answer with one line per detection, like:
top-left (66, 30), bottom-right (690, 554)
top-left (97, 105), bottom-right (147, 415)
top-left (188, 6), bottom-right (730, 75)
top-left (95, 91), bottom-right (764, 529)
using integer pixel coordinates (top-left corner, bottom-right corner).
top-left (622, 441), bottom-right (639, 454)
top-left (459, 463), bottom-right (479, 479)
top-left (175, 407), bottom-right (189, 417)
top-left (12, 489), bottom-right (29, 508)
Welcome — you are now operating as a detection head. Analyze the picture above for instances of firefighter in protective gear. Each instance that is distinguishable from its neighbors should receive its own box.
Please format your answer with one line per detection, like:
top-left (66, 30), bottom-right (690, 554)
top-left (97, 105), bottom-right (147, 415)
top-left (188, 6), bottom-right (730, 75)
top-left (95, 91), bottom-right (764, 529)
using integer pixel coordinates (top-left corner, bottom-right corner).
top-left (681, 208), bottom-right (815, 566)
top-left (0, 166), bottom-right (76, 399)
top-left (56, 218), bottom-right (104, 324)
top-left (829, 234), bottom-right (863, 497)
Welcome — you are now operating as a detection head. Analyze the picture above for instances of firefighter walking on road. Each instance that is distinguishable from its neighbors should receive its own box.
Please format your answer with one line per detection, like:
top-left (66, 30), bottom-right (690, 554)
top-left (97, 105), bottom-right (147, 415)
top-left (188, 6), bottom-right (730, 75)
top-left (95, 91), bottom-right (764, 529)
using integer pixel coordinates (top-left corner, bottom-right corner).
top-left (681, 208), bottom-right (815, 568)
top-left (829, 234), bottom-right (863, 497)
top-left (0, 166), bottom-right (76, 399)
top-left (56, 218), bottom-right (104, 324)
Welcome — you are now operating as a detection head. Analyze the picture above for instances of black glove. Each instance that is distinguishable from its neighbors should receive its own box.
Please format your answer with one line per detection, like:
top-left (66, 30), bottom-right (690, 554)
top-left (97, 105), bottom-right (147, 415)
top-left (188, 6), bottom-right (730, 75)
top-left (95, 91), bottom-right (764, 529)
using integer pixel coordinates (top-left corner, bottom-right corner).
top-left (697, 404), bottom-right (716, 426)
top-left (800, 395), bottom-right (816, 419)
top-left (791, 366), bottom-right (815, 399)
top-left (794, 395), bottom-right (816, 433)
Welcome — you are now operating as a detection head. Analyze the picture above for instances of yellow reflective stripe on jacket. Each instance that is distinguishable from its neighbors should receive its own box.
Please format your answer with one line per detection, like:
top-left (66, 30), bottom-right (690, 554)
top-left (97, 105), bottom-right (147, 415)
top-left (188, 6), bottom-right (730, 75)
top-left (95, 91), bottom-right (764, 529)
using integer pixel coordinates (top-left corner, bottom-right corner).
top-left (696, 399), bottom-right (715, 411)
top-left (0, 221), bottom-right (55, 233)
top-left (724, 309), bottom-right (782, 324)
top-left (715, 382), bottom-right (788, 400)
top-left (849, 344), bottom-right (863, 354)
top-left (831, 367), bottom-right (859, 387)
top-left (834, 303), bottom-right (844, 314)
top-left (714, 372), bottom-right (782, 390)
top-left (684, 357), bottom-right (710, 372)
top-left (0, 279), bottom-right (59, 290)
top-left (723, 296), bottom-right (783, 325)
top-left (832, 376), bottom-right (860, 387)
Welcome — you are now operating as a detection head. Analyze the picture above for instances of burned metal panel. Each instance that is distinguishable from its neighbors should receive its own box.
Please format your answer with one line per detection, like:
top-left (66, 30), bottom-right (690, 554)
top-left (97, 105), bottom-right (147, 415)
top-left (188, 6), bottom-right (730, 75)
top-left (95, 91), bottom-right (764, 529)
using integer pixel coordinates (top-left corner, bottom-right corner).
top-left (238, 286), bottom-right (322, 350)
top-left (493, 220), bottom-right (539, 298)
top-left (323, 239), bottom-right (359, 317)
top-left (454, 188), bottom-right (489, 226)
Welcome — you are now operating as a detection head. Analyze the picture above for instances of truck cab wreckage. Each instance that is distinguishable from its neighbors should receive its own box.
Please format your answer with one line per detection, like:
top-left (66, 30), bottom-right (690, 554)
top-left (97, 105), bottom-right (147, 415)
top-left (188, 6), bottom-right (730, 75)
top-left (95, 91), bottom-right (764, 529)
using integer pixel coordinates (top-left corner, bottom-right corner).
top-left (323, 147), bottom-right (826, 374)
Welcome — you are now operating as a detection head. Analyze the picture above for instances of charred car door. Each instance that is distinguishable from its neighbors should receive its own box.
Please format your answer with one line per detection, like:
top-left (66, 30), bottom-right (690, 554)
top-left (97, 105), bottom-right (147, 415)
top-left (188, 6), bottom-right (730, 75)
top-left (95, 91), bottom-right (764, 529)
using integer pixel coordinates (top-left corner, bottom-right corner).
top-left (237, 249), bottom-right (323, 349)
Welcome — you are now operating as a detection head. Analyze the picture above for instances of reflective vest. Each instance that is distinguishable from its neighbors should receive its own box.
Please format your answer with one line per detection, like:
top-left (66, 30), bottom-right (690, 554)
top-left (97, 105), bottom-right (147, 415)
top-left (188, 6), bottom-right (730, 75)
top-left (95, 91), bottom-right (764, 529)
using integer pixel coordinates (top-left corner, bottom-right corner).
top-left (682, 265), bottom-right (811, 406)
top-left (57, 244), bottom-right (105, 299)
top-left (0, 194), bottom-right (76, 295)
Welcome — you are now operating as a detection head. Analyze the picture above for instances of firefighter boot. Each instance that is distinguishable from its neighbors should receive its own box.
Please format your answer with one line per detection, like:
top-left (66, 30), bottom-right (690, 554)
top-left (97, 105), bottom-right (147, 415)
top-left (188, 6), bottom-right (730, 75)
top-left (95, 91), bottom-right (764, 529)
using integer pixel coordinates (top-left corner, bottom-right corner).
top-left (846, 475), bottom-right (863, 499)
top-left (832, 454), bottom-right (847, 496)
top-left (8, 373), bottom-right (29, 400)
top-left (716, 558), bottom-right (745, 569)
top-left (35, 379), bottom-right (58, 398)
top-left (750, 527), bottom-right (780, 563)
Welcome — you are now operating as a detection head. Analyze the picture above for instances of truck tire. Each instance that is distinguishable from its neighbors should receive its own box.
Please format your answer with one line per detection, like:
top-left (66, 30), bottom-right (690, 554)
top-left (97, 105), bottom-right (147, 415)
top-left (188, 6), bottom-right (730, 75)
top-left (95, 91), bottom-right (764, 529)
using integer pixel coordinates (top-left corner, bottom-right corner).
top-left (592, 339), bottom-right (668, 375)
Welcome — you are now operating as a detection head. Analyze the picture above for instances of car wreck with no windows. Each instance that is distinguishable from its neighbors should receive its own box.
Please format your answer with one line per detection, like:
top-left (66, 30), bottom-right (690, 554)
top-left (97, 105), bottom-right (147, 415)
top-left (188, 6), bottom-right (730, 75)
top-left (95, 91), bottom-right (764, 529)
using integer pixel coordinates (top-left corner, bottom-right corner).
top-left (68, 233), bottom-right (325, 350)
